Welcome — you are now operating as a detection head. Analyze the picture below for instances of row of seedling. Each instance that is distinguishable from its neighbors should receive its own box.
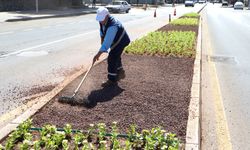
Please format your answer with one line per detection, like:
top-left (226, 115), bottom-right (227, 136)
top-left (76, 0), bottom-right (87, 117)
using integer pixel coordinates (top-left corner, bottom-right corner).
top-left (125, 12), bottom-right (200, 57)
top-left (0, 119), bottom-right (180, 150)
top-left (125, 31), bottom-right (196, 57)
top-left (182, 12), bottom-right (200, 18)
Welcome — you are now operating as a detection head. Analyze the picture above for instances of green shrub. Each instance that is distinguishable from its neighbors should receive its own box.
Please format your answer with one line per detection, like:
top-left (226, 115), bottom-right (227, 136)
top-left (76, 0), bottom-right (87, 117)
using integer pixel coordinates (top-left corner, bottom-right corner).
top-left (183, 12), bottom-right (200, 18)
top-left (170, 18), bottom-right (198, 26)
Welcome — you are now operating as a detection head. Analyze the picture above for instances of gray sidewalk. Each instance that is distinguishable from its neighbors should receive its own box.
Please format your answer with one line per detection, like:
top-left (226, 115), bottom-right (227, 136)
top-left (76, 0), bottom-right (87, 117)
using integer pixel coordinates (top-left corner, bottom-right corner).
top-left (0, 7), bottom-right (98, 23)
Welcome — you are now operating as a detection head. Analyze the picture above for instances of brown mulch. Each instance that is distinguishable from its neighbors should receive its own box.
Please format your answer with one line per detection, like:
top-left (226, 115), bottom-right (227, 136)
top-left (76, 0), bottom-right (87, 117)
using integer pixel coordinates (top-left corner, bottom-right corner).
top-left (31, 55), bottom-right (194, 142)
top-left (31, 24), bottom-right (198, 143)
top-left (158, 16), bottom-right (199, 34)
top-left (158, 24), bottom-right (198, 35)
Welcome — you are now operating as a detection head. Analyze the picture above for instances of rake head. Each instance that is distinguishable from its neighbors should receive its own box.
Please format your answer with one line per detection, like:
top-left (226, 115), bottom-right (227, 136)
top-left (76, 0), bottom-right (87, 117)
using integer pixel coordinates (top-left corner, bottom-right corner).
top-left (58, 96), bottom-right (78, 106)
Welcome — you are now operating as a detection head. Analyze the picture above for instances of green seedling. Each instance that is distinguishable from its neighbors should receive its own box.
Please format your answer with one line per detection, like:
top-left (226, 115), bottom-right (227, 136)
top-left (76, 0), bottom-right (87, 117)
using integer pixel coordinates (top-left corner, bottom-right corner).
top-left (183, 12), bottom-right (200, 18)
top-left (33, 140), bottom-right (41, 150)
top-left (170, 18), bottom-right (198, 26)
top-left (97, 123), bottom-right (106, 142)
top-left (52, 132), bottom-right (65, 147)
top-left (62, 140), bottom-right (69, 150)
top-left (74, 132), bottom-right (85, 149)
top-left (20, 140), bottom-right (30, 150)
top-left (0, 144), bottom-right (4, 150)
top-left (87, 124), bottom-right (95, 142)
top-left (125, 31), bottom-right (196, 57)
top-left (99, 140), bottom-right (107, 150)
top-left (111, 122), bottom-right (120, 150)
top-left (45, 139), bottom-right (57, 150)
top-left (81, 140), bottom-right (89, 150)
top-left (124, 140), bottom-right (132, 150)
top-left (63, 124), bottom-right (72, 139)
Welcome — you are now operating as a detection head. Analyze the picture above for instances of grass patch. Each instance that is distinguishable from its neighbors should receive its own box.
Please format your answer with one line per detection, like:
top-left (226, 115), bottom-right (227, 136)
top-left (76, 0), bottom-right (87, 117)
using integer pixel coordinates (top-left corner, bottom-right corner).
top-left (170, 18), bottom-right (198, 26)
top-left (125, 31), bottom-right (196, 57)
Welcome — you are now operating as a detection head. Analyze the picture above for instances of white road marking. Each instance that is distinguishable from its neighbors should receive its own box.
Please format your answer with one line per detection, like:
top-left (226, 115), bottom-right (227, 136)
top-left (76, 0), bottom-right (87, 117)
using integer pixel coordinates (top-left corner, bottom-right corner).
top-left (0, 31), bottom-right (13, 35)
top-left (0, 30), bottom-right (97, 58)
top-left (41, 26), bottom-right (51, 29)
top-left (77, 20), bottom-right (94, 23)
top-left (23, 29), bottom-right (33, 32)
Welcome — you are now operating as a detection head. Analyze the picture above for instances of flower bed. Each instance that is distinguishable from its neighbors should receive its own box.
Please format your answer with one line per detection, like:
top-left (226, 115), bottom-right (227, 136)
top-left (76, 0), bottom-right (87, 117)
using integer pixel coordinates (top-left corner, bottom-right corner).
top-left (0, 120), bottom-right (179, 150)
top-left (0, 12), bottom-right (200, 150)
top-left (125, 31), bottom-right (196, 57)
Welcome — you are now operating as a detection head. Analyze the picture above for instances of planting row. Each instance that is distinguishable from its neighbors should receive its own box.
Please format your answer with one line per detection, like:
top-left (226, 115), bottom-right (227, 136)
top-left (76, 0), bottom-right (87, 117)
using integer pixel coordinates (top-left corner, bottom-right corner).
top-left (0, 119), bottom-right (180, 150)
top-left (125, 12), bottom-right (200, 57)
top-left (125, 31), bottom-right (196, 57)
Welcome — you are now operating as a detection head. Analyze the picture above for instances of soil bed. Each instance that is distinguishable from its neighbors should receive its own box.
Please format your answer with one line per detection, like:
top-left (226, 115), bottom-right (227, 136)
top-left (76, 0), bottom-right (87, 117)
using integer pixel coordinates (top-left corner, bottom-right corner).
top-left (158, 24), bottom-right (198, 35)
top-left (31, 54), bottom-right (194, 142)
top-left (31, 23), bottom-right (198, 143)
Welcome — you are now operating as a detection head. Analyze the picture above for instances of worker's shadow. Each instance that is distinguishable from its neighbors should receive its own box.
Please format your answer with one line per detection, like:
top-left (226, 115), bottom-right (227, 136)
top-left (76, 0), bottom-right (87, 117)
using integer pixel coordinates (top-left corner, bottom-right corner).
top-left (83, 85), bottom-right (124, 108)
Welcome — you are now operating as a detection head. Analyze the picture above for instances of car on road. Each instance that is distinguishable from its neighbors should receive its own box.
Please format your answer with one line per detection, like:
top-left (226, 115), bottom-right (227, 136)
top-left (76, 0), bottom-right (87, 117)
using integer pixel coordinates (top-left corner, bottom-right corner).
top-left (222, 1), bottom-right (228, 6)
top-left (234, 1), bottom-right (244, 9)
top-left (185, 0), bottom-right (195, 7)
top-left (105, 1), bottom-right (131, 13)
top-left (198, 0), bottom-right (206, 3)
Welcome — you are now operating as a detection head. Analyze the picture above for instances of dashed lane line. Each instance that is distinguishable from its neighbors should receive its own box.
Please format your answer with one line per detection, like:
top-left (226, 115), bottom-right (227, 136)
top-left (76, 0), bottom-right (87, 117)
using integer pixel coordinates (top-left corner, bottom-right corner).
top-left (0, 31), bottom-right (13, 35)
top-left (41, 26), bottom-right (51, 29)
top-left (23, 29), bottom-right (33, 32)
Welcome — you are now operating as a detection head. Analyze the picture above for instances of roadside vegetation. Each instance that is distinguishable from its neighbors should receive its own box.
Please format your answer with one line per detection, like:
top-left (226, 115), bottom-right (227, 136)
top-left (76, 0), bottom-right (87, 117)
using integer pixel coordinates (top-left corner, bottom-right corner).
top-left (0, 119), bottom-right (180, 150)
top-left (0, 12), bottom-right (200, 150)
top-left (170, 18), bottom-right (198, 26)
top-left (125, 12), bottom-right (199, 58)
top-left (125, 31), bottom-right (196, 57)
top-left (182, 12), bottom-right (200, 18)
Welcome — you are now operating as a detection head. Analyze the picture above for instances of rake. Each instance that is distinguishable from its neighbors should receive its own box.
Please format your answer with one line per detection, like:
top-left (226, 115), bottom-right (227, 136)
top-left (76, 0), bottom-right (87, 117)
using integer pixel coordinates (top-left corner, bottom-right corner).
top-left (58, 61), bottom-right (95, 103)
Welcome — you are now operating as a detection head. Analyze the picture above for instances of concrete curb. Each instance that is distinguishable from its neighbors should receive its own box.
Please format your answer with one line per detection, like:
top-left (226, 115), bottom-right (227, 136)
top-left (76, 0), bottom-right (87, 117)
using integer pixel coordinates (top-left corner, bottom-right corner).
top-left (5, 10), bottom-right (97, 22)
top-left (185, 16), bottom-right (202, 150)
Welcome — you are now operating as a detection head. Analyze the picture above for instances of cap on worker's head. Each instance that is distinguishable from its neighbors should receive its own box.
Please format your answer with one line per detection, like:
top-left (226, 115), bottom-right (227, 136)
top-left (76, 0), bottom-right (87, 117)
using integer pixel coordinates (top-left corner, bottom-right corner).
top-left (96, 7), bottom-right (109, 22)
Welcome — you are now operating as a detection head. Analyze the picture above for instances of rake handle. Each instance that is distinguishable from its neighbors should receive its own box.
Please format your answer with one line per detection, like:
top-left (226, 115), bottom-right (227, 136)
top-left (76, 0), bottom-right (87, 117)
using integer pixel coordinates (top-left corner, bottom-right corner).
top-left (72, 62), bottom-right (95, 97)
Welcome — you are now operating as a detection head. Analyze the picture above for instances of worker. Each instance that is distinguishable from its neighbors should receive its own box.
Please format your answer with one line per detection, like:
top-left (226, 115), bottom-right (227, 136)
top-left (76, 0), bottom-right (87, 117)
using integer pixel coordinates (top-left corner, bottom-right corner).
top-left (93, 7), bottom-right (130, 87)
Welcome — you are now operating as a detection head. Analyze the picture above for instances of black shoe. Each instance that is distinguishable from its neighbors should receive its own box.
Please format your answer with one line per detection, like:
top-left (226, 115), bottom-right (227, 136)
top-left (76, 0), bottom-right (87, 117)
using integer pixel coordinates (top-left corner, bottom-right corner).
top-left (101, 80), bottom-right (117, 87)
top-left (117, 69), bottom-right (126, 81)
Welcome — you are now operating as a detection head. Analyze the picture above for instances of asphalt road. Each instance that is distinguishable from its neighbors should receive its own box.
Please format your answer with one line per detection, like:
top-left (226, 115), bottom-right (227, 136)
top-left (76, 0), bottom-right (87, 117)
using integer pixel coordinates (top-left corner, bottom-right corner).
top-left (201, 3), bottom-right (250, 150)
top-left (0, 4), bottom-right (205, 127)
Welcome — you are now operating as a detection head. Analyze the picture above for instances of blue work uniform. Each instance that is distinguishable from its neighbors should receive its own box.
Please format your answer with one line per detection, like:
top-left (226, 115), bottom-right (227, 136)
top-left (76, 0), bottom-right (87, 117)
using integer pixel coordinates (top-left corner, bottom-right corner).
top-left (99, 16), bottom-right (130, 82)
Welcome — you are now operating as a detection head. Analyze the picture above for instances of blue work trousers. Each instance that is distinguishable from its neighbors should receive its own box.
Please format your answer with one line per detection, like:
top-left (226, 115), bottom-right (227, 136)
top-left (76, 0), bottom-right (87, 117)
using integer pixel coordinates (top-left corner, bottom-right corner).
top-left (107, 41), bottom-right (128, 82)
